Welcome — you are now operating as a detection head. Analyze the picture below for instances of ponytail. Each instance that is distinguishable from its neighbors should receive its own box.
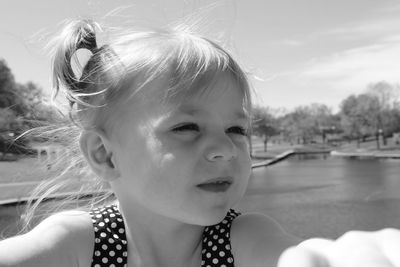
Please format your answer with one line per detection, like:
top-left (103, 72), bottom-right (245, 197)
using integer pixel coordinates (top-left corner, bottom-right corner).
top-left (51, 19), bottom-right (101, 107)
top-left (20, 20), bottom-right (115, 232)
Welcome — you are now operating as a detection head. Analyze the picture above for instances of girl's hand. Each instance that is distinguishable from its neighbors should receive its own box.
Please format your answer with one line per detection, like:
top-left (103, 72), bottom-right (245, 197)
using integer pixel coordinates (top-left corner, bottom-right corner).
top-left (277, 228), bottom-right (400, 267)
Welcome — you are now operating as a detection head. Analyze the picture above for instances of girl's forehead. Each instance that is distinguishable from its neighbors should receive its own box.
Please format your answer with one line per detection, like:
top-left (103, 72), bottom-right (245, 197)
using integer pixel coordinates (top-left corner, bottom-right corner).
top-left (167, 72), bottom-right (247, 103)
top-left (165, 76), bottom-right (249, 118)
top-left (113, 70), bottom-right (250, 122)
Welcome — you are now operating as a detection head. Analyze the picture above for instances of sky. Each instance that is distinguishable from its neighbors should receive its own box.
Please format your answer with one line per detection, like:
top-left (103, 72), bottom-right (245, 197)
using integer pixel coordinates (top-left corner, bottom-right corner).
top-left (1, 0), bottom-right (400, 112)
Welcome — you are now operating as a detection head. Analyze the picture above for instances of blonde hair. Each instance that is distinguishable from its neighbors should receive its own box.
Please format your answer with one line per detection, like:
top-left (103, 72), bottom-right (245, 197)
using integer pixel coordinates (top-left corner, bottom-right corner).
top-left (22, 18), bottom-right (252, 231)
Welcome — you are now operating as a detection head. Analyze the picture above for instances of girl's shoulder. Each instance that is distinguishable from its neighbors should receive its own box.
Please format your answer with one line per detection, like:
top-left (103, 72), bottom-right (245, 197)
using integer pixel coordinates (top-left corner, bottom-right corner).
top-left (0, 209), bottom-right (94, 267)
top-left (230, 212), bottom-right (301, 267)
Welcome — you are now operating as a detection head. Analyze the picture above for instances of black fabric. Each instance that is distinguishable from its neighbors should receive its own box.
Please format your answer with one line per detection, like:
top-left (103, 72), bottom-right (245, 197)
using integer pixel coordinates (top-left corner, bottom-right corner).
top-left (201, 209), bottom-right (240, 267)
top-left (90, 205), bottom-right (240, 267)
top-left (90, 205), bottom-right (128, 267)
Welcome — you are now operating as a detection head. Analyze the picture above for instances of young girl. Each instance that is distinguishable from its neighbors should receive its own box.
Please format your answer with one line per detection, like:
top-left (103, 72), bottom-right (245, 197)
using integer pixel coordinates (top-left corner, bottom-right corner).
top-left (1, 18), bottom-right (399, 267)
top-left (0, 19), bottom-right (298, 267)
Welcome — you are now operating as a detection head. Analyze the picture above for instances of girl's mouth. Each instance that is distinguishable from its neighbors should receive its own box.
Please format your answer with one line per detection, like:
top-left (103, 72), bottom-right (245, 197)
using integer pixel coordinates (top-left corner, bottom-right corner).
top-left (196, 177), bottom-right (233, 192)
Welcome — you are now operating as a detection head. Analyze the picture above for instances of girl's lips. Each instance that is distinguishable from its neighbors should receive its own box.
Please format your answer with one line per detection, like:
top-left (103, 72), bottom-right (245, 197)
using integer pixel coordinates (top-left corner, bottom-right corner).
top-left (196, 177), bottom-right (233, 193)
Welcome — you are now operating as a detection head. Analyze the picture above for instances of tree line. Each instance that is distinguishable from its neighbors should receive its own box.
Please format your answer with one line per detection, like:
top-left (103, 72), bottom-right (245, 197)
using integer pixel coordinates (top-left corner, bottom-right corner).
top-left (0, 59), bottom-right (59, 154)
top-left (252, 81), bottom-right (400, 151)
top-left (1, 57), bottom-right (400, 154)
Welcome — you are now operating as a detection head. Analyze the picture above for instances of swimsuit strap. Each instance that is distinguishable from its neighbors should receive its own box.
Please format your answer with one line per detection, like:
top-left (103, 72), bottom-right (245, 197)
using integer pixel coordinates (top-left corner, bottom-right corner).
top-left (201, 209), bottom-right (241, 267)
top-left (90, 205), bottom-right (128, 267)
top-left (90, 205), bottom-right (240, 267)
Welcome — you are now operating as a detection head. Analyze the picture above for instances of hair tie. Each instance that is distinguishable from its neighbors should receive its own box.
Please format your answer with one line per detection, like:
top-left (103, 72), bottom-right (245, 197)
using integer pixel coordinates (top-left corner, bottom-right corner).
top-left (77, 30), bottom-right (98, 54)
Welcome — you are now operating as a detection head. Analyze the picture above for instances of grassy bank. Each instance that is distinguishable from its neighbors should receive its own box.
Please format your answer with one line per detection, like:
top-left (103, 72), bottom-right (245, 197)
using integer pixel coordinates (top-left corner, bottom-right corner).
top-left (251, 136), bottom-right (400, 159)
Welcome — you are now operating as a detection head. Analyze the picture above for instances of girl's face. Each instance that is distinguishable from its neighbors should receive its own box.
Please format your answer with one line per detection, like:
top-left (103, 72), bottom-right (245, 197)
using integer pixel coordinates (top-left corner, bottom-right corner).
top-left (109, 73), bottom-right (252, 225)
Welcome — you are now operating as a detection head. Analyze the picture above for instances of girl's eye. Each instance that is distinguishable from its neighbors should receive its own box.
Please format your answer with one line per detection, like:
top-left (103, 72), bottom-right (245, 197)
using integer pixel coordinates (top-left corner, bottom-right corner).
top-left (172, 123), bottom-right (200, 132)
top-left (227, 126), bottom-right (248, 136)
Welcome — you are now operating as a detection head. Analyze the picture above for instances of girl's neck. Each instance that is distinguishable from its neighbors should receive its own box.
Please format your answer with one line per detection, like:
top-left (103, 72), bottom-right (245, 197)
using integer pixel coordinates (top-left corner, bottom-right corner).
top-left (117, 201), bottom-right (204, 267)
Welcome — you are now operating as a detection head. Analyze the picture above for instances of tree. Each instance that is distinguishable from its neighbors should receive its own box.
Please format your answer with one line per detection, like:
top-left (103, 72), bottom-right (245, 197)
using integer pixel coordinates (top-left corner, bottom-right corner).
top-left (366, 81), bottom-right (400, 145)
top-left (339, 94), bottom-right (380, 147)
top-left (251, 106), bottom-right (279, 151)
top-left (0, 59), bottom-right (60, 155)
top-left (0, 59), bottom-right (18, 109)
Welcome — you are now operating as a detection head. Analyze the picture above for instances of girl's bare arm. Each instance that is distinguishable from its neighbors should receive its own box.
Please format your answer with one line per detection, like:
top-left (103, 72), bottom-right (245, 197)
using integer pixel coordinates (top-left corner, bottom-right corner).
top-left (0, 210), bottom-right (93, 267)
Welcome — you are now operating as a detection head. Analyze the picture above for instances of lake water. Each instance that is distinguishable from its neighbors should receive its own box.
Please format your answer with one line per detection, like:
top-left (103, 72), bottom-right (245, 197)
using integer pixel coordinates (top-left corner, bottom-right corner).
top-left (1, 154), bottom-right (400, 239)
top-left (237, 154), bottom-right (400, 239)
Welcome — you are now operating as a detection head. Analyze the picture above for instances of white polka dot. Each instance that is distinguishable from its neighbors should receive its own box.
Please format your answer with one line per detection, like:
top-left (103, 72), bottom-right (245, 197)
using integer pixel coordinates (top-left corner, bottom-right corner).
top-left (221, 265), bottom-right (227, 267)
top-left (207, 241), bottom-right (212, 246)
top-left (202, 249), bottom-right (206, 254)
top-left (96, 214), bottom-right (102, 218)
top-left (213, 235), bottom-right (218, 240)
top-left (110, 213), bottom-right (116, 217)
top-left (227, 257), bottom-right (233, 263)
top-left (212, 245), bottom-right (217, 251)
top-left (94, 264), bottom-right (101, 267)
top-left (109, 250), bottom-right (115, 256)
top-left (119, 228), bottom-right (125, 234)
top-left (110, 264), bottom-right (116, 267)
top-left (102, 257), bottom-right (108, 263)
top-left (98, 222), bottom-right (105, 227)
top-left (117, 257), bottom-right (123, 263)
top-left (201, 260), bottom-right (205, 265)
top-left (102, 244), bottom-right (108, 250)
top-left (222, 220), bottom-right (228, 224)
top-left (113, 234), bottom-right (119, 239)
top-left (111, 222), bottom-right (117, 228)
top-left (123, 251), bottom-right (128, 257)
top-left (220, 228), bottom-right (225, 233)
top-left (94, 227), bottom-right (99, 232)
top-left (95, 238), bottom-right (100, 243)
top-left (215, 225), bottom-right (220, 230)
top-left (116, 244), bottom-right (122, 250)
top-left (218, 238), bottom-right (224, 244)
top-left (206, 252), bottom-right (211, 258)
top-left (105, 218), bottom-right (110, 223)
top-left (203, 237), bottom-right (207, 242)
top-left (94, 250), bottom-right (101, 256)
top-left (100, 232), bottom-right (106, 238)
top-left (212, 258), bottom-right (219, 264)
top-left (219, 251), bottom-right (225, 257)
top-left (210, 229), bottom-right (214, 234)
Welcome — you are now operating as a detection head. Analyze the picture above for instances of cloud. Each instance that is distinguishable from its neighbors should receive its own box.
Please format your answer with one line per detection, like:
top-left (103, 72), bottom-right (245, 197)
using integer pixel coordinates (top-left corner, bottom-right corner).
top-left (279, 39), bottom-right (304, 46)
top-left (300, 34), bottom-right (400, 92)
top-left (323, 18), bottom-right (400, 38)
top-left (253, 32), bottom-right (400, 111)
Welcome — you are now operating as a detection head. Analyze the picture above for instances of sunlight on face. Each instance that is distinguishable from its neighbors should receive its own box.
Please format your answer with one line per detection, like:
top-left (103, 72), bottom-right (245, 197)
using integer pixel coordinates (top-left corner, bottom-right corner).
top-left (109, 73), bottom-right (252, 225)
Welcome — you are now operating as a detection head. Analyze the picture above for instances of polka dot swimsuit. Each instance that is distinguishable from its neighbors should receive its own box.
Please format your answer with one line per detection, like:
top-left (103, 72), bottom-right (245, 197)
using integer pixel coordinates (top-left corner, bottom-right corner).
top-left (201, 209), bottom-right (240, 267)
top-left (90, 205), bottom-right (240, 267)
top-left (90, 205), bottom-right (128, 267)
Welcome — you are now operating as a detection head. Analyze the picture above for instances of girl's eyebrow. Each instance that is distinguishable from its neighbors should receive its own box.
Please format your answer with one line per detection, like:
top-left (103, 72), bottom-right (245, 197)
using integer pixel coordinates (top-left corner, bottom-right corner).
top-left (176, 105), bottom-right (250, 121)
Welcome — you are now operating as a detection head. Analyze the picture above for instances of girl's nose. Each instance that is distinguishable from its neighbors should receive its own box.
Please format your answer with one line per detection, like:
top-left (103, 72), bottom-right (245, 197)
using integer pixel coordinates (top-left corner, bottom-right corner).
top-left (204, 134), bottom-right (237, 162)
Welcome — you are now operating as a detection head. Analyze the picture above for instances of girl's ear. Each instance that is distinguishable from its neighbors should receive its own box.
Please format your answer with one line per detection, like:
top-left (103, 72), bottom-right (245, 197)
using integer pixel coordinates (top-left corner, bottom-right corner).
top-left (79, 129), bottom-right (120, 181)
